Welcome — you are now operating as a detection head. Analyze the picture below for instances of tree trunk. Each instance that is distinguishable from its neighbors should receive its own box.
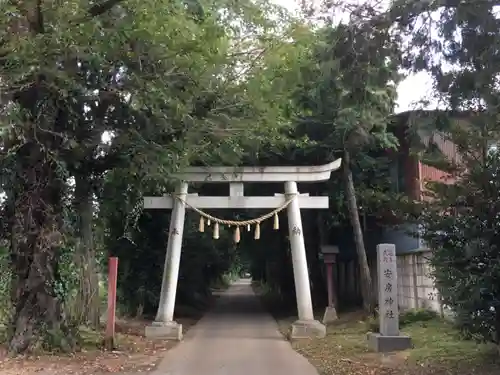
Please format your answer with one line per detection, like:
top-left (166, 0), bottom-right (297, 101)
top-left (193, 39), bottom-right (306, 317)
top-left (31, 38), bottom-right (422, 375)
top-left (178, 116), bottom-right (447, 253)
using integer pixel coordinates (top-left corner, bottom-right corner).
top-left (74, 174), bottom-right (100, 329)
top-left (342, 149), bottom-right (374, 313)
top-left (495, 308), bottom-right (500, 345)
top-left (9, 141), bottom-right (76, 354)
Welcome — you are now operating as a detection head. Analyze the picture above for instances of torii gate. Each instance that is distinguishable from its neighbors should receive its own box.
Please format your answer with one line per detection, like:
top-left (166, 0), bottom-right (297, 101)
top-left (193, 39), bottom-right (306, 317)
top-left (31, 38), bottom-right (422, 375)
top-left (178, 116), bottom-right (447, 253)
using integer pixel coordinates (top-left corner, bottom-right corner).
top-left (143, 159), bottom-right (342, 340)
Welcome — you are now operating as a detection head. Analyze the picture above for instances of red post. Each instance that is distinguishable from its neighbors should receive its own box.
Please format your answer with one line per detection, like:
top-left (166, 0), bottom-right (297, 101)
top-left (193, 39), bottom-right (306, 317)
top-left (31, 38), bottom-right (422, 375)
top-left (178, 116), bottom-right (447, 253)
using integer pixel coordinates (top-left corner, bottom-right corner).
top-left (323, 253), bottom-right (337, 308)
top-left (105, 257), bottom-right (118, 350)
top-left (326, 263), bottom-right (334, 307)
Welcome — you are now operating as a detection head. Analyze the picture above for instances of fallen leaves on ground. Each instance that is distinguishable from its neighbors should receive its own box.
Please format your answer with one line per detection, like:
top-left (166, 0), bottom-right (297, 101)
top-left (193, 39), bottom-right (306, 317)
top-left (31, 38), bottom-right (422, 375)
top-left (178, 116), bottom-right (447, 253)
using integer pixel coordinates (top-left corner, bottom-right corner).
top-left (0, 317), bottom-right (197, 375)
top-left (280, 312), bottom-right (500, 375)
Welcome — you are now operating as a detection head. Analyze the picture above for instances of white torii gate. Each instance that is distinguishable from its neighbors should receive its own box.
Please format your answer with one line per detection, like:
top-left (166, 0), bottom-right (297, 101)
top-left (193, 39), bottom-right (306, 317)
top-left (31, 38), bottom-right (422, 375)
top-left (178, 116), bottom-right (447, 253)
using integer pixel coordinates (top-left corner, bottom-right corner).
top-left (143, 159), bottom-right (342, 340)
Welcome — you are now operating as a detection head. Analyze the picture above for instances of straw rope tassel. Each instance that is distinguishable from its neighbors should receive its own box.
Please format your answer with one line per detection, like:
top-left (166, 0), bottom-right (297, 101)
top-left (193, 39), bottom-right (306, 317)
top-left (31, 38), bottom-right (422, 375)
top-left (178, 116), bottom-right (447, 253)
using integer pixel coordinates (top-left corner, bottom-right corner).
top-left (234, 226), bottom-right (241, 243)
top-left (273, 212), bottom-right (279, 230)
top-left (213, 222), bottom-right (219, 239)
top-left (171, 193), bottom-right (297, 242)
top-left (254, 222), bottom-right (260, 240)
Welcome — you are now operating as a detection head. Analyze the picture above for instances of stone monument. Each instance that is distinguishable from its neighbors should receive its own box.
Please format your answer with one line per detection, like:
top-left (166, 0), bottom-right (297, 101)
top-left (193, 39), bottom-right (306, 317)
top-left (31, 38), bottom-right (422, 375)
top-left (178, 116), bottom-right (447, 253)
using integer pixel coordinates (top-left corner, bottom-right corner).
top-left (367, 243), bottom-right (412, 352)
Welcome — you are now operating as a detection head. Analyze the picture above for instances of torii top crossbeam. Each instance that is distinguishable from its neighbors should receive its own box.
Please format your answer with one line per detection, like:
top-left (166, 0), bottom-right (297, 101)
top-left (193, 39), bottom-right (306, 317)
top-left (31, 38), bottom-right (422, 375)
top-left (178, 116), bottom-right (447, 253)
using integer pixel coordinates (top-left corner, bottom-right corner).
top-left (144, 159), bottom-right (342, 210)
top-left (174, 159), bottom-right (342, 183)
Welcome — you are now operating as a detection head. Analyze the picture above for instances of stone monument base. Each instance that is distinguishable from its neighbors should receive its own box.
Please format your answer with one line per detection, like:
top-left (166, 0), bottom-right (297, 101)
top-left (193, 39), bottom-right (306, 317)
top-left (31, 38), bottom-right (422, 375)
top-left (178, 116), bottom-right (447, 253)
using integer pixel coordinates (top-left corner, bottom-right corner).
top-left (145, 321), bottom-right (183, 341)
top-left (290, 319), bottom-right (326, 339)
top-left (322, 306), bottom-right (338, 324)
top-left (367, 332), bottom-right (412, 352)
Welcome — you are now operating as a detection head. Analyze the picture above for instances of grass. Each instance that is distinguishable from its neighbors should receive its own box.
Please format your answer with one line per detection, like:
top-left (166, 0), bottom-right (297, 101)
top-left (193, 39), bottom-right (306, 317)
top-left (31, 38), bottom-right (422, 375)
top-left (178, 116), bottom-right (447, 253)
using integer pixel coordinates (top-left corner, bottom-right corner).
top-left (280, 313), bottom-right (499, 375)
top-left (403, 319), bottom-right (497, 365)
top-left (252, 283), bottom-right (499, 375)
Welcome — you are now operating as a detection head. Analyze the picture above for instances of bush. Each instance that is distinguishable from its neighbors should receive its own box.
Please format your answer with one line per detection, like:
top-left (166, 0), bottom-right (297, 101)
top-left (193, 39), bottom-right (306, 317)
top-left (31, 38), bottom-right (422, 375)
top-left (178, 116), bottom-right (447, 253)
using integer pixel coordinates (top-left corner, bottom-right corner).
top-left (400, 308), bottom-right (439, 326)
top-left (366, 308), bottom-right (439, 332)
top-left (418, 151), bottom-right (500, 344)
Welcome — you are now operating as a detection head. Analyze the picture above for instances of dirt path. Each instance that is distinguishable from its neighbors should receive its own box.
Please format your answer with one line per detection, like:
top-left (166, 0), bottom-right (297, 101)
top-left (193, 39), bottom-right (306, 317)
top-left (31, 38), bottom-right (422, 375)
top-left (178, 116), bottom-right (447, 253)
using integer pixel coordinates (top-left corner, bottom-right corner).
top-left (151, 279), bottom-right (318, 375)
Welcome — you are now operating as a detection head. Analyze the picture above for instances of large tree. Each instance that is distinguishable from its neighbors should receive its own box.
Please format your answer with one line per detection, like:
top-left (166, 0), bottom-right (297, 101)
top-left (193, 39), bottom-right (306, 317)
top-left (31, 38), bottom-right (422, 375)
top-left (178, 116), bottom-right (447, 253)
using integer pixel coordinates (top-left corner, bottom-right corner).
top-left (0, 0), bottom-right (300, 353)
top-left (289, 12), bottom-right (401, 312)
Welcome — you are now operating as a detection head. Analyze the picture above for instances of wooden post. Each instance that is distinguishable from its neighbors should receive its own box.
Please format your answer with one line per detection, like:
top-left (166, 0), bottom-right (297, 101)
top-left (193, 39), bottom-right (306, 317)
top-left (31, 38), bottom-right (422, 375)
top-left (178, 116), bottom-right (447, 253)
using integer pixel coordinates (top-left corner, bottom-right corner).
top-left (326, 262), bottom-right (334, 307)
top-left (321, 246), bottom-right (339, 323)
top-left (104, 257), bottom-right (118, 350)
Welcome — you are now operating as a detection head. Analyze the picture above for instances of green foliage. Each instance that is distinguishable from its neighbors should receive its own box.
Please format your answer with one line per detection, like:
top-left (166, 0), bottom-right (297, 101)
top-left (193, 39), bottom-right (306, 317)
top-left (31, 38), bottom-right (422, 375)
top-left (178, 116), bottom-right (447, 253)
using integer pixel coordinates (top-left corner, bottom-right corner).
top-left (53, 246), bottom-right (80, 303)
top-left (400, 308), bottom-right (439, 326)
top-left (86, 1), bottom-right (316, 321)
top-left (237, 7), bottom-right (409, 311)
top-left (214, 270), bottom-right (242, 290)
top-left (291, 22), bottom-right (400, 154)
top-left (103, 203), bottom-right (241, 316)
top-left (0, 241), bottom-right (94, 328)
top-left (5, 0), bottom-right (500, 357)
top-left (0, 0), bottom-right (307, 352)
top-left (283, 14), bottom-right (405, 227)
top-left (0, 245), bottom-right (11, 324)
top-left (366, 308), bottom-right (439, 332)
top-left (392, 0), bottom-right (500, 344)
top-left (419, 153), bottom-right (500, 344)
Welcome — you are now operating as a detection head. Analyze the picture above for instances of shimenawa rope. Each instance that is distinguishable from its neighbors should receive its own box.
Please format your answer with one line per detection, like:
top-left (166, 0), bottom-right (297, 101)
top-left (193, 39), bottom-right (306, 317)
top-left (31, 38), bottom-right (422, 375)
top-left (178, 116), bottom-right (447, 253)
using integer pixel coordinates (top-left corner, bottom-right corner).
top-left (171, 193), bottom-right (297, 242)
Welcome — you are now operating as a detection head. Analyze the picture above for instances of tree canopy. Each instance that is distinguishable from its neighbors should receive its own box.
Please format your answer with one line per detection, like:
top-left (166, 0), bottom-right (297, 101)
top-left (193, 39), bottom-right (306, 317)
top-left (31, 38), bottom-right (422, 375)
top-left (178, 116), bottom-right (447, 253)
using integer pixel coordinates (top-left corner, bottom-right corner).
top-left (1, 0), bottom-right (500, 355)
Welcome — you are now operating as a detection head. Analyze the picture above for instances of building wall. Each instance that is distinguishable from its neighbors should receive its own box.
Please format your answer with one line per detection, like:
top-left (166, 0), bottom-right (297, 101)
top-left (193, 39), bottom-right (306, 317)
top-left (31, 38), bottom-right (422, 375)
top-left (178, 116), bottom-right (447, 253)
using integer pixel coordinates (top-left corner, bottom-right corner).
top-left (396, 250), bottom-right (442, 312)
top-left (387, 144), bottom-right (421, 200)
top-left (420, 163), bottom-right (451, 184)
top-left (335, 247), bottom-right (457, 318)
top-left (379, 224), bottom-right (423, 255)
top-left (372, 248), bottom-right (442, 313)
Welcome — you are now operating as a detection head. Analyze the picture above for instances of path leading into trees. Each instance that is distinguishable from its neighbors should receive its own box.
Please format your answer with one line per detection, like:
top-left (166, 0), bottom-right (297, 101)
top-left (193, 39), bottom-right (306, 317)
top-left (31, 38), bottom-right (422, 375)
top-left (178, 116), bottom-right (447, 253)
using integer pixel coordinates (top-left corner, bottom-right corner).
top-left (151, 279), bottom-right (318, 375)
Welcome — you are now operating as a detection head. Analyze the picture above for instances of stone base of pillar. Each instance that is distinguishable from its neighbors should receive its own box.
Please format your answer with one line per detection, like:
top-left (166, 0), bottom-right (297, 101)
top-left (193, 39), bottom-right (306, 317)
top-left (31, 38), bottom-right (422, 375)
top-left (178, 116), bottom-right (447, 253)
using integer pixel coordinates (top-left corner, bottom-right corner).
top-left (145, 321), bottom-right (183, 341)
top-left (290, 319), bottom-right (326, 339)
top-left (322, 306), bottom-right (338, 324)
top-left (367, 332), bottom-right (412, 352)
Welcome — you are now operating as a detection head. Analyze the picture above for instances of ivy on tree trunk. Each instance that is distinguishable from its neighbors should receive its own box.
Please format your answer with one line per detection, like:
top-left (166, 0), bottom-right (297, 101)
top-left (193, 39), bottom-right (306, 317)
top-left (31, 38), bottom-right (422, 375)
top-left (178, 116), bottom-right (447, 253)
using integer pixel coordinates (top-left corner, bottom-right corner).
top-left (9, 139), bottom-right (76, 354)
top-left (73, 174), bottom-right (100, 329)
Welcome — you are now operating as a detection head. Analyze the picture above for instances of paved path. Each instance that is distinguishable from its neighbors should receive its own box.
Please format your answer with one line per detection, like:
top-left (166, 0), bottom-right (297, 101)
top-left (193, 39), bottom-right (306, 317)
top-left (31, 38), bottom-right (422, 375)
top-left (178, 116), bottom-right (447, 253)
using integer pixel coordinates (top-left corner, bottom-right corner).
top-left (152, 279), bottom-right (318, 375)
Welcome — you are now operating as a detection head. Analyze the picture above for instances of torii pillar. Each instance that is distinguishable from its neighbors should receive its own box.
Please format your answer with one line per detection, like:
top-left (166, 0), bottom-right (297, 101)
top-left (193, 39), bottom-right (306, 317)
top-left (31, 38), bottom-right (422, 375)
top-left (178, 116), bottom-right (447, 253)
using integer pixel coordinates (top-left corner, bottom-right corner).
top-left (143, 159), bottom-right (342, 340)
